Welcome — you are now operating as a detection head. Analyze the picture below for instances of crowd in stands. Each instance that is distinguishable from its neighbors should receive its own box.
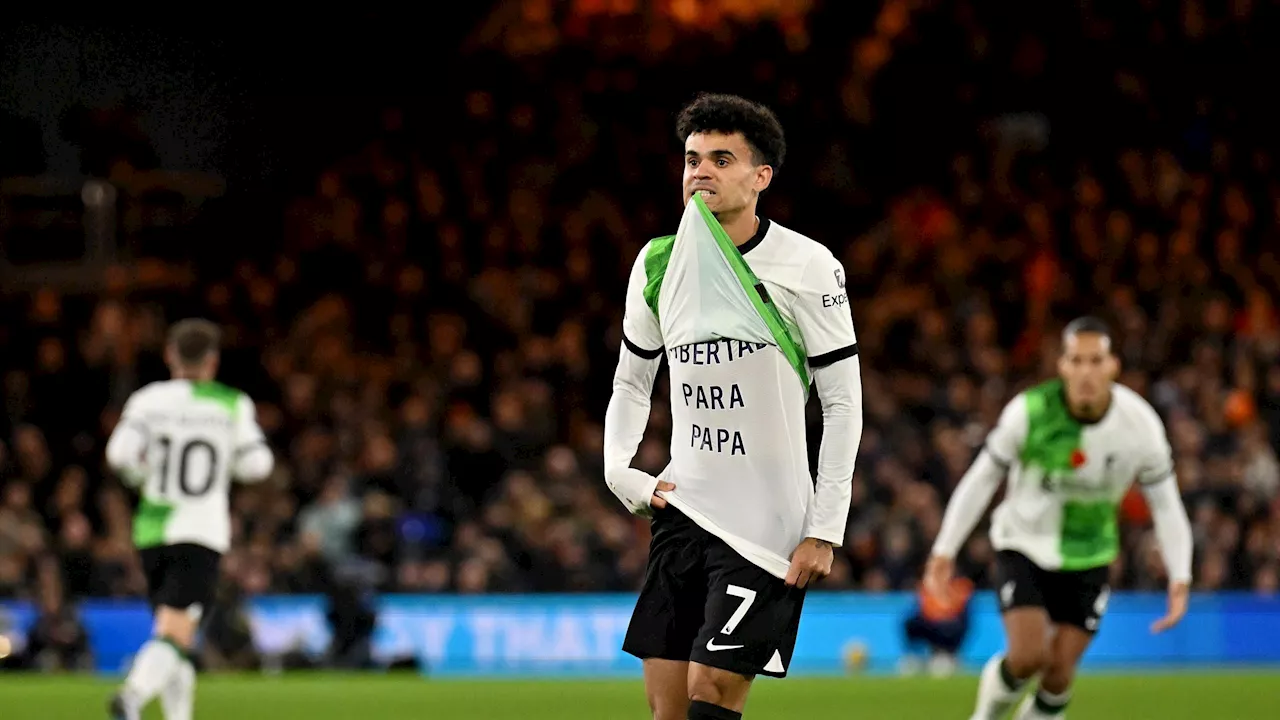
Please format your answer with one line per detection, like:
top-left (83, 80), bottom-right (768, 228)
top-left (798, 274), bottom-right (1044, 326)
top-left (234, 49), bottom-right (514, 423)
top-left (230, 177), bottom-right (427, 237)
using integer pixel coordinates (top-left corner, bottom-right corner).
top-left (2, 1), bottom-right (1279, 633)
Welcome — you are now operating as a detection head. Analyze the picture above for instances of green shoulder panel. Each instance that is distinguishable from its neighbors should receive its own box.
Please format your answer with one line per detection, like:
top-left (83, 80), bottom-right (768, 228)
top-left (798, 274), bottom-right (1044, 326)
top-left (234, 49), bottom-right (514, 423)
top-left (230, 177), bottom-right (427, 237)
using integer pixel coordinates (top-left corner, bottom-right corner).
top-left (192, 380), bottom-right (242, 416)
top-left (642, 235), bottom-right (676, 319)
top-left (1020, 378), bottom-right (1082, 472)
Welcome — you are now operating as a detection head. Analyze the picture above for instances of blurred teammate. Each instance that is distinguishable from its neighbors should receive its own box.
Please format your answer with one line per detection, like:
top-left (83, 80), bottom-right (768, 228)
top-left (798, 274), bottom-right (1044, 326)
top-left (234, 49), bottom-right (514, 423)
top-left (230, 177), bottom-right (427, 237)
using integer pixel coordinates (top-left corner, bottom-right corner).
top-left (604, 93), bottom-right (864, 719)
top-left (105, 319), bottom-right (274, 720)
top-left (924, 317), bottom-right (1193, 719)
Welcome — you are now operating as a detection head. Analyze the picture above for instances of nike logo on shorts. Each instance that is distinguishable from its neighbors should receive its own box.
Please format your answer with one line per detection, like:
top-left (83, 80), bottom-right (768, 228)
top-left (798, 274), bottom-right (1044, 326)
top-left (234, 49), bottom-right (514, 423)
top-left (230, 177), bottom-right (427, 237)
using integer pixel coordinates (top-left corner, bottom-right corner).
top-left (706, 638), bottom-right (745, 652)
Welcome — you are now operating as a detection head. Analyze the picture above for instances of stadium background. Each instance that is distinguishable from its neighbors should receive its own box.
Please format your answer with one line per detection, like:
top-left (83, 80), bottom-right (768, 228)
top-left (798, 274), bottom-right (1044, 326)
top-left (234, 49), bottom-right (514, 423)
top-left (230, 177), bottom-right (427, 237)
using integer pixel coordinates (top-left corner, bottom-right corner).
top-left (2, 2), bottom-right (1280, 718)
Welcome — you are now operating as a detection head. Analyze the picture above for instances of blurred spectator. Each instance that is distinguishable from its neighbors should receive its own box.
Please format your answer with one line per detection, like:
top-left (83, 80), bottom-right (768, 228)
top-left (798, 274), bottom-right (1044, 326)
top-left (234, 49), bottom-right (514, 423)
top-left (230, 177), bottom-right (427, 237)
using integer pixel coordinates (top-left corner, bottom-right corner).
top-left (325, 581), bottom-right (377, 670)
top-left (21, 559), bottom-right (92, 671)
top-left (900, 575), bottom-right (974, 678)
top-left (298, 476), bottom-right (362, 567)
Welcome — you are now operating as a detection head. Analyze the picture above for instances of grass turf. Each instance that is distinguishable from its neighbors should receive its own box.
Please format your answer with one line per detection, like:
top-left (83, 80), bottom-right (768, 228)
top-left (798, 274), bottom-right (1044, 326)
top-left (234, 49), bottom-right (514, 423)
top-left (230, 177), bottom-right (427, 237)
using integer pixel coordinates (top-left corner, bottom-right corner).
top-left (2, 671), bottom-right (1276, 719)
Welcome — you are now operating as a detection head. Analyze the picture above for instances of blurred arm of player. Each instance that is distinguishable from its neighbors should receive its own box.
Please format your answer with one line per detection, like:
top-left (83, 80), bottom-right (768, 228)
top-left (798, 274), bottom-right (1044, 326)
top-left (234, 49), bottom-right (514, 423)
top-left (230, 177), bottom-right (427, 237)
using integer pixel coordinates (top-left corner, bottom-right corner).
top-left (1137, 428), bottom-right (1193, 633)
top-left (787, 254), bottom-right (864, 588)
top-left (232, 394), bottom-right (275, 482)
top-left (105, 393), bottom-right (150, 487)
top-left (603, 246), bottom-right (671, 517)
top-left (926, 395), bottom-right (1028, 599)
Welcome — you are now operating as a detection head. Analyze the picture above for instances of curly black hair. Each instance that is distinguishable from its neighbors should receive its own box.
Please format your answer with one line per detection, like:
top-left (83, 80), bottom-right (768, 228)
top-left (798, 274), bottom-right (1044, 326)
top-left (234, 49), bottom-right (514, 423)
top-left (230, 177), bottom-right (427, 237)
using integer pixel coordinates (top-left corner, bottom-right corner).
top-left (675, 93), bottom-right (786, 171)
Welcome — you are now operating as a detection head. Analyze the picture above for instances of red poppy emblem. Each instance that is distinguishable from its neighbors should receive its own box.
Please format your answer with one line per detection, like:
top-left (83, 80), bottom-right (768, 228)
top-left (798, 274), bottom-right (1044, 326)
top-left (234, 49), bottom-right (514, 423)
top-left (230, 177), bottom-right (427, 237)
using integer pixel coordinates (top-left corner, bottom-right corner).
top-left (1069, 449), bottom-right (1087, 468)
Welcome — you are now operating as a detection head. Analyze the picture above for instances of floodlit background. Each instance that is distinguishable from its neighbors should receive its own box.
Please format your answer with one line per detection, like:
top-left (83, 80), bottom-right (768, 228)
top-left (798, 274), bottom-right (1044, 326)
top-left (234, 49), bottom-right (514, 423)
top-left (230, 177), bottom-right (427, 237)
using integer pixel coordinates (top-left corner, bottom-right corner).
top-left (1, 2), bottom-right (1279, 718)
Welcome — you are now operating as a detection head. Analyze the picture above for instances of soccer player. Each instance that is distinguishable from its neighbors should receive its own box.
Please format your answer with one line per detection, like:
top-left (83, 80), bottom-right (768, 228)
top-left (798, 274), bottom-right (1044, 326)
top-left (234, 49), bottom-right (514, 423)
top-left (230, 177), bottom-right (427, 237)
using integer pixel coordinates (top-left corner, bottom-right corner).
top-left (925, 317), bottom-right (1194, 719)
top-left (105, 319), bottom-right (274, 720)
top-left (603, 93), bottom-right (864, 720)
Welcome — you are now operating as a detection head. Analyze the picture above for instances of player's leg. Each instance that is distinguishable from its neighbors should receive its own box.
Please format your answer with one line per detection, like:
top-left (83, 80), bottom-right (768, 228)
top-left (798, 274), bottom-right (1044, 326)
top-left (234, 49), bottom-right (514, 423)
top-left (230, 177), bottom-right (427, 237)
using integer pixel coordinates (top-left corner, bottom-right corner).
top-left (114, 605), bottom-right (199, 717)
top-left (110, 546), bottom-right (166, 720)
top-left (644, 659), bottom-right (692, 719)
top-left (687, 536), bottom-right (806, 718)
top-left (686, 663), bottom-right (753, 718)
top-left (971, 552), bottom-right (1052, 720)
top-left (622, 508), bottom-right (709, 720)
top-left (159, 652), bottom-right (197, 720)
top-left (157, 546), bottom-right (220, 719)
top-left (112, 544), bottom-right (218, 720)
top-left (1011, 625), bottom-right (1092, 719)
top-left (1013, 567), bottom-right (1109, 719)
top-left (971, 609), bottom-right (1048, 720)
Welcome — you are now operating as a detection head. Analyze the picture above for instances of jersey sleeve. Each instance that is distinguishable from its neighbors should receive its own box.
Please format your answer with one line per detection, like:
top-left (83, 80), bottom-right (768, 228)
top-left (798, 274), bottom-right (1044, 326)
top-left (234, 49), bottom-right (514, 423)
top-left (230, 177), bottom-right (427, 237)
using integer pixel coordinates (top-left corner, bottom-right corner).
top-left (233, 394), bottom-right (267, 449)
top-left (105, 390), bottom-right (151, 484)
top-left (621, 242), bottom-right (664, 358)
top-left (793, 250), bottom-right (859, 368)
top-left (115, 389), bottom-right (152, 443)
top-left (985, 394), bottom-right (1029, 467)
top-left (232, 394), bottom-right (274, 481)
top-left (1134, 403), bottom-right (1175, 486)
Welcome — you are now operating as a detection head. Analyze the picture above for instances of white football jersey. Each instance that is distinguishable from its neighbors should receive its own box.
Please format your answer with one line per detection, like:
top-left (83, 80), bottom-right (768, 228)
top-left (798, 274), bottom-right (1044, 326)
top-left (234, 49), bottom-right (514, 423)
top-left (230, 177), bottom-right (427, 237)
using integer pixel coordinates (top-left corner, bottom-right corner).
top-left (622, 214), bottom-right (858, 578)
top-left (985, 379), bottom-right (1174, 571)
top-left (108, 379), bottom-right (272, 553)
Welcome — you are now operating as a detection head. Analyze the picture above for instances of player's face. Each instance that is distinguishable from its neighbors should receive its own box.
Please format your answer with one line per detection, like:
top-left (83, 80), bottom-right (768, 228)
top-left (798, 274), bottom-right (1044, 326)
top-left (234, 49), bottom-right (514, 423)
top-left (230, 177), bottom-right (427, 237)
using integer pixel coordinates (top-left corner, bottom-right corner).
top-left (682, 132), bottom-right (772, 217)
top-left (1058, 333), bottom-right (1118, 411)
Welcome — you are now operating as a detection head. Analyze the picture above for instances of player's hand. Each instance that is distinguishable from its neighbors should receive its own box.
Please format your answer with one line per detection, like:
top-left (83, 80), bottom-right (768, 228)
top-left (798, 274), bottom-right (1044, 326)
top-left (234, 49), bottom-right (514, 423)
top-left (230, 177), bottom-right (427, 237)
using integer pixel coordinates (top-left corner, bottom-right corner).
top-left (1150, 581), bottom-right (1190, 633)
top-left (649, 480), bottom-right (675, 510)
top-left (923, 554), bottom-right (955, 602)
top-left (603, 466), bottom-right (669, 517)
top-left (785, 538), bottom-right (834, 588)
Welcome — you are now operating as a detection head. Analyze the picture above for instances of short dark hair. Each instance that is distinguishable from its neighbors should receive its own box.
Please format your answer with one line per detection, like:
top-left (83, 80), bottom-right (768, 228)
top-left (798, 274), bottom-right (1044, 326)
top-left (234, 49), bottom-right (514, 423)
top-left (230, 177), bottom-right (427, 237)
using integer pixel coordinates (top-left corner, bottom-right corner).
top-left (1062, 316), bottom-right (1111, 345)
top-left (167, 318), bottom-right (221, 365)
top-left (675, 93), bottom-right (786, 170)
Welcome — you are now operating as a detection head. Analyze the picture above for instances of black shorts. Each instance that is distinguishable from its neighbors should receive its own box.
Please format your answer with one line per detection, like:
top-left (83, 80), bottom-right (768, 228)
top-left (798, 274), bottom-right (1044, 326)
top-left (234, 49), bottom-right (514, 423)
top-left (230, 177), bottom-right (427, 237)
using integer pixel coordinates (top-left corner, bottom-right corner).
top-left (139, 543), bottom-right (221, 618)
top-left (994, 550), bottom-right (1110, 633)
top-left (622, 507), bottom-right (806, 678)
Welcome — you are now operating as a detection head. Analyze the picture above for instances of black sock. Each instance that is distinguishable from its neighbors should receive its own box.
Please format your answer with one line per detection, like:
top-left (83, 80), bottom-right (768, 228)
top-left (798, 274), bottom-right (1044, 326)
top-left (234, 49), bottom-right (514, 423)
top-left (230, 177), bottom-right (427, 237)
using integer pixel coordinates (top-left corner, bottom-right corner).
top-left (1034, 688), bottom-right (1071, 716)
top-left (688, 700), bottom-right (742, 720)
top-left (998, 658), bottom-right (1026, 692)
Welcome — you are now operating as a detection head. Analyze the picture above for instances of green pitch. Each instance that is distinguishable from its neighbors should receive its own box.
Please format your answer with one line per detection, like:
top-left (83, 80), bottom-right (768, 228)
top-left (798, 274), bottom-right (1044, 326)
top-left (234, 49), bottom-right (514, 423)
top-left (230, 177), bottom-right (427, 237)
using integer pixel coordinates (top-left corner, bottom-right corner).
top-left (2, 671), bottom-right (1277, 719)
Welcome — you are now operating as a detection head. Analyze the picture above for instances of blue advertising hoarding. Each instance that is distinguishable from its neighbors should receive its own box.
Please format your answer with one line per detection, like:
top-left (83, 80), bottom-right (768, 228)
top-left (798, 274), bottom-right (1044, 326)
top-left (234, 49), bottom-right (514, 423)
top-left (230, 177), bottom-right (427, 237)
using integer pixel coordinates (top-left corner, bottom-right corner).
top-left (2, 592), bottom-right (1278, 676)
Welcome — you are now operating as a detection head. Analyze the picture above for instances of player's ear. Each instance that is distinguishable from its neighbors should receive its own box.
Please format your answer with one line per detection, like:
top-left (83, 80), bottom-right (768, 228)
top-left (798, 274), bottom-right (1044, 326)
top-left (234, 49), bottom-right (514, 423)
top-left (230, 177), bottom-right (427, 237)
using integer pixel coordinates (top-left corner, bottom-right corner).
top-left (1106, 353), bottom-right (1121, 380)
top-left (754, 164), bottom-right (773, 193)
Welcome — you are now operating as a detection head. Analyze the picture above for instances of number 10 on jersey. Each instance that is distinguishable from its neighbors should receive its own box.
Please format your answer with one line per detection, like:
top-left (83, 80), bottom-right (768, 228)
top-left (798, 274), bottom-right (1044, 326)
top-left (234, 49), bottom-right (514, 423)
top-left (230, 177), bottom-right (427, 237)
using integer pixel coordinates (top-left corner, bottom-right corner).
top-left (153, 435), bottom-right (219, 497)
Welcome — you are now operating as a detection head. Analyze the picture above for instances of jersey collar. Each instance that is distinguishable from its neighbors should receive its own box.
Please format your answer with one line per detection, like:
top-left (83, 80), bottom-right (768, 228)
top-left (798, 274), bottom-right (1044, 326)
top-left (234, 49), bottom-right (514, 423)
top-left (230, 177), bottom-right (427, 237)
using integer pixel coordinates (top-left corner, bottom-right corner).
top-left (738, 217), bottom-right (772, 255)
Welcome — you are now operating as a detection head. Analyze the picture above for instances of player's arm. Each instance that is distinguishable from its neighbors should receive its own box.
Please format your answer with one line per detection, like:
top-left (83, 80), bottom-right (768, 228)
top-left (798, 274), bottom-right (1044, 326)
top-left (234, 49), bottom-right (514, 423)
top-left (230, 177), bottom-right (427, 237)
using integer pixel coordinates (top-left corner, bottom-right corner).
top-left (791, 252), bottom-right (863, 551)
top-left (1137, 420), bottom-right (1193, 632)
top-left (231, 394), bottom-right (274, 482)
top-left (105, 392), bottom-right (150, 487)
top-left (603, 244), bottom-right (667, 516)
top-left (929, 394), bottom-right (1027, 564)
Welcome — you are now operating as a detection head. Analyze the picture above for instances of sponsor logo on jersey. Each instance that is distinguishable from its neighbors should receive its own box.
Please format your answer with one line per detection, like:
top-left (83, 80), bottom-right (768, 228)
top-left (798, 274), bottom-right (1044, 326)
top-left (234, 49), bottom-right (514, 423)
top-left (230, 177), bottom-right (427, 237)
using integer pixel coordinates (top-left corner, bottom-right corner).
top-left (1028, 465), bottom-right (1110, 495)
